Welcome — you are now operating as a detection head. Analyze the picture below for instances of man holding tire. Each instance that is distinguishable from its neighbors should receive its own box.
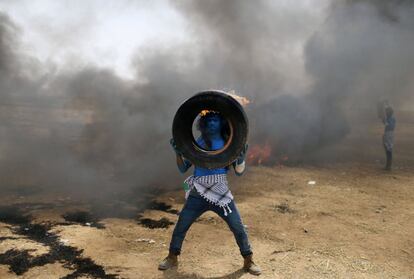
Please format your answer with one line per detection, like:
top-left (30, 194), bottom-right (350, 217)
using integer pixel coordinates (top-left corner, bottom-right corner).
top-left (158, 108), bottom-right (261, 276)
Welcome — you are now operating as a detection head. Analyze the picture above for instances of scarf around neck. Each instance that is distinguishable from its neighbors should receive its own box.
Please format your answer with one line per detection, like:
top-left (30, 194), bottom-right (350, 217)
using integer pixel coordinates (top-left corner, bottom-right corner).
top-left (184, 174), bottom-right (234, 216)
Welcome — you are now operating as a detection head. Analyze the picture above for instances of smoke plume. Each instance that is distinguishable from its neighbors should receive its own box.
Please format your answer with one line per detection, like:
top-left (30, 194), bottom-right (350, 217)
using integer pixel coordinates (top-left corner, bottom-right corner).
top-left (253, 0), bottom-right (414, 162)
top-left (0, 0), bottom-right (413, 197)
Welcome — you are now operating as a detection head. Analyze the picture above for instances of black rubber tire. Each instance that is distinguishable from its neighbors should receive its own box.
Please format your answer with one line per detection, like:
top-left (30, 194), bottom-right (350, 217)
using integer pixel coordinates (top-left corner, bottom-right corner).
top-left (172, 90), bottom-right (248, 169)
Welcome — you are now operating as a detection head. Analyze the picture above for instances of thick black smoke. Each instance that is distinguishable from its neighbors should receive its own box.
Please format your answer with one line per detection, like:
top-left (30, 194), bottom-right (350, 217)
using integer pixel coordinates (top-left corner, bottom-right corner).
top-left (0, 0), bottom-right (413, 198)
top-left (253, 0), bottom-right (414, 162)
top-left (171, 0), bottom-right (318, 102)
top-left (307, 0), bottom-right (414, 108)
top-left (0, 0), bottom-right (317, 195)
top-left (0, 12), bottom-right (182, 196)
top-left (170, 0), bottom-right (334, 162)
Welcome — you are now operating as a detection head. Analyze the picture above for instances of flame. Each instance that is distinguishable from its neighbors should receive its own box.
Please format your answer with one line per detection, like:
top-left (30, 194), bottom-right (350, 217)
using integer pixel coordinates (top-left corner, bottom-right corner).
top-left (226, 90), bottom-right (251, 107)
top-left (199, 90), bottom-right (250, 116)
top-left (199, 109), bottom-right (212, 116)
top-left (247, 142), bottom-right (290, 166)
top-left (247, 142), bottom-right (272, 165)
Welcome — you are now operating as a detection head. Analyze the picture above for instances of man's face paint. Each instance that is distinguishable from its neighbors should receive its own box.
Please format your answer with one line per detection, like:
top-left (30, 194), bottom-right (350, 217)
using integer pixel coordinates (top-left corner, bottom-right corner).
top-left (205, 115), bottom-right (222, 136)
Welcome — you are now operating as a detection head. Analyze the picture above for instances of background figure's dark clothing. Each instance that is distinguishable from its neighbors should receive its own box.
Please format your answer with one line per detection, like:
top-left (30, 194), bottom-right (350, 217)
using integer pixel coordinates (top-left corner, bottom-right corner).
top-left (385, 150), bottom-right (392, 170)
top-left (383, 115), bottom-right (396, 170)
top-left (384, 115), bottom-right (396, 132)
top-left (169, 190), bottom-right (252, 257)
top-left (383, 115), bottom-right (396, 152)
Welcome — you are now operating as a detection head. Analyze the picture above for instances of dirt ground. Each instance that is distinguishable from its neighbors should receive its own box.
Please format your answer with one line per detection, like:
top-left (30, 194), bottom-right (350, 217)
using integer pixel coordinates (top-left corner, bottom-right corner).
top-left (0, 163), bottom-right (413, 279)
top-left (1, 111), bottom-right (414, 279)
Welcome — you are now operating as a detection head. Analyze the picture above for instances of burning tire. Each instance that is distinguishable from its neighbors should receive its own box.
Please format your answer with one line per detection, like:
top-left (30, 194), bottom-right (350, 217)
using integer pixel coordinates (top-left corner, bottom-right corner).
top-left (172, 90), bottom-right (248, 169)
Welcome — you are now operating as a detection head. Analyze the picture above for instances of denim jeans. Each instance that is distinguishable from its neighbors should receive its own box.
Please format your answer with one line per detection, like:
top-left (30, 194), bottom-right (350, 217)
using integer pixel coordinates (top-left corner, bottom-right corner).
top-left (169, 191), bottom-right (252, 257)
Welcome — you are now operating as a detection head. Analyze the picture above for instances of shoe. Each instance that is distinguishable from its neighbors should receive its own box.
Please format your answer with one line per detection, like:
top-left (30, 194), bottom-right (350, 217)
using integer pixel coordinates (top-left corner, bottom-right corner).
top-left (158, 253), bottom-right (178, 270)
top-left (243, 254), bottom-right (261, 275)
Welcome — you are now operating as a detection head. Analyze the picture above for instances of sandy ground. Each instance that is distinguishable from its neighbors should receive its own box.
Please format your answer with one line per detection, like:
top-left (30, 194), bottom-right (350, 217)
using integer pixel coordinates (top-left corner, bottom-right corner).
top-left (0, 163), bottom-right (413, 279)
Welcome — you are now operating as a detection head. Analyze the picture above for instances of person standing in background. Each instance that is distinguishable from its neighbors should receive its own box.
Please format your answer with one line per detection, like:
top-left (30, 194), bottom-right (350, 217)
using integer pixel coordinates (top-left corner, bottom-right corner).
top-left (382, 105), bottom-right (396, 171)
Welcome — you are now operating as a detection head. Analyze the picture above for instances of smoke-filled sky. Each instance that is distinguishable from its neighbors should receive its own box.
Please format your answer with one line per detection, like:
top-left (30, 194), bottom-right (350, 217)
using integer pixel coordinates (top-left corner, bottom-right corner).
top-left (0, 0), bottom-right (413, 196)
top-left (0, 0), bottom-right (189, 79)
top-left (0, 0), bottom-right (326, 82)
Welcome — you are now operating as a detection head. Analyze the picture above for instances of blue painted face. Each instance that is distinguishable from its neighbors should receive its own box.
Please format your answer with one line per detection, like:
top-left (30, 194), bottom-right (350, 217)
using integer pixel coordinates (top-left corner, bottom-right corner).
top-left (205, 115), bottom-right (222, 135)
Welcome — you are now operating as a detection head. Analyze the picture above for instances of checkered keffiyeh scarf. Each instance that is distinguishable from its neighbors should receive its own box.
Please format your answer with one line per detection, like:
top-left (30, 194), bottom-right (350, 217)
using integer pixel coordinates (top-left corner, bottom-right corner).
top-left (184, 174), bottom-right (234, 216)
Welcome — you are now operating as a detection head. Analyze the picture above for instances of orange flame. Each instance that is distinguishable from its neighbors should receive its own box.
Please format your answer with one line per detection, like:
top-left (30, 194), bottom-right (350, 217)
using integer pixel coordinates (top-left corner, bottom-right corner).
top-left (247, 142), bottom-right (272, 165)
top-left (199, 90), bottom-right (250, 116)
top-left (247, 141), bottom-right (291, 166)
top-left (199, 109), bottom-right (213, 116)
top-left (226, 90), bottom-right (251, 107)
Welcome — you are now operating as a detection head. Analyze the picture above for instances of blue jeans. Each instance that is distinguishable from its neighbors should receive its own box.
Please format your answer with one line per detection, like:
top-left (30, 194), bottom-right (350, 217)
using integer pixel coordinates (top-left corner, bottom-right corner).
top-left (169, 191), bottom-right (252, 257)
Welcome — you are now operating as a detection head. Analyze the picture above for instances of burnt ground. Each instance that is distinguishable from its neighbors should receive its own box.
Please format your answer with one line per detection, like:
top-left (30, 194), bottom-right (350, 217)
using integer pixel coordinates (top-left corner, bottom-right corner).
top-left (0, 206), bottom-right (118, 278)
top-left (0, 111), bottom-right (413, 278)
top-left (0, 195), bottom-right (180, 278)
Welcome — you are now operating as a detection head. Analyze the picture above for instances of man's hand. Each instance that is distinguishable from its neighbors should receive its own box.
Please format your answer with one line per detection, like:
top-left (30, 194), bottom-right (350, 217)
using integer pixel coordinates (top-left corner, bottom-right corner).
top-left (236, 143), bottom-right (249, 164)
top-left (170, 138), bottom-right (183, 156)
top-left (233, 143), bottom-right (248, 176)
top-left (171, 138), bottom-right (191, 173)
